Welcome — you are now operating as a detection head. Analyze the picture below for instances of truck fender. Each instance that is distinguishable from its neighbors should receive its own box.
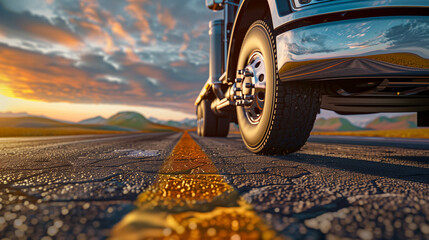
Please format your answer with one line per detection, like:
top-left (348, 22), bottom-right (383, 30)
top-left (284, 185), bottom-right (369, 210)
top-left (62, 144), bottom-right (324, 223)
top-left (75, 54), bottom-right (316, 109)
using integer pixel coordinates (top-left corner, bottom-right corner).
top-left (225, 0), bottom-right (276, 83)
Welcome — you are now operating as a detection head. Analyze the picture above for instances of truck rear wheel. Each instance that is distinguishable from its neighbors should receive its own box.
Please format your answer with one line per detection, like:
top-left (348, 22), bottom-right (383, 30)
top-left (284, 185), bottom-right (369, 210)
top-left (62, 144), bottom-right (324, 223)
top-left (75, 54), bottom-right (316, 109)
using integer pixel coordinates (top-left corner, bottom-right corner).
top-left (235, 21), bottom-right (320, 154)
top-left (197, 99), bottom-right (230, 137)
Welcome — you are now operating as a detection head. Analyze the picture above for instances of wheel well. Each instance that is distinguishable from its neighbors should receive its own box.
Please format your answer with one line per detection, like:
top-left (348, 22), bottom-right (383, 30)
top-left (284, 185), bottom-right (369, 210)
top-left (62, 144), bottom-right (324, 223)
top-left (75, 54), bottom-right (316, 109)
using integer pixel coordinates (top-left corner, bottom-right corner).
top-left (226, 0), bottom-right (272, 83)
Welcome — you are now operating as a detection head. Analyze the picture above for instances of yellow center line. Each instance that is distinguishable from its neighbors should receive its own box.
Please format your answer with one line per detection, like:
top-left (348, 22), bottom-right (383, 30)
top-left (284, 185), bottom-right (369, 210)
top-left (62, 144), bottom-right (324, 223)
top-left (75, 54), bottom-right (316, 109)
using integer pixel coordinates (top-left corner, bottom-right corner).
top-left (109, 131), bottom-right (284, 240)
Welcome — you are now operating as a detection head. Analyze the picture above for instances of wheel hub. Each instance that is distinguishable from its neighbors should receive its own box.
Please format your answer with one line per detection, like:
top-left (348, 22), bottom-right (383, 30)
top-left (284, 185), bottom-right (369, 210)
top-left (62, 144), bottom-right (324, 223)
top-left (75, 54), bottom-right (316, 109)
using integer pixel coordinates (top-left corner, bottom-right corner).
top-left (234, 52), bottom-right (266, 124)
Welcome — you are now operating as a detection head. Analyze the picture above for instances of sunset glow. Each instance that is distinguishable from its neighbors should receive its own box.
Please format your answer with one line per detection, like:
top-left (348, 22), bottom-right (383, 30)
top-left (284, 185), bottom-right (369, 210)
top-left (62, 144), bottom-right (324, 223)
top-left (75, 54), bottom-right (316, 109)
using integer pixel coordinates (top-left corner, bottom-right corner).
top-left (0, 93), bottom-right (194, 122)
top-left (0, 0), bottom-right (220, 121)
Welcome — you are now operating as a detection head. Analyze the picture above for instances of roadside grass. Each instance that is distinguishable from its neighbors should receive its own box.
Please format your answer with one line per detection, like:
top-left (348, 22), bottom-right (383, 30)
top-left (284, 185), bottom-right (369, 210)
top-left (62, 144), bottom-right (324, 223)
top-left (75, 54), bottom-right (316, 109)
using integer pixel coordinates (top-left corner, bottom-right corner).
top-left (0, 127), bottom-right (129, 137)
top-left (311, 128), bottom-right (429, 139)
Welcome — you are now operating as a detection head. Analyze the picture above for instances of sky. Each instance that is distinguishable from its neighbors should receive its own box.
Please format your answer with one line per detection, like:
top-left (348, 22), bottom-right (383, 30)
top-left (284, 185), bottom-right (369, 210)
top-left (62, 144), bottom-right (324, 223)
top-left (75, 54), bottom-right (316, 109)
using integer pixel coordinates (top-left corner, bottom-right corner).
top-left (0, 0), bottom-right (221, 121)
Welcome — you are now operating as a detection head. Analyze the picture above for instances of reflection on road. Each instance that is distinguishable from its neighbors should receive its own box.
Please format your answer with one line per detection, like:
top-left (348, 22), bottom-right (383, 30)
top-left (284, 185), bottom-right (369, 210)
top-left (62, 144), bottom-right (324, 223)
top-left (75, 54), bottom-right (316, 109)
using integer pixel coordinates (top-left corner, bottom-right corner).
top-left (110, 132), bottom-right (283, 239)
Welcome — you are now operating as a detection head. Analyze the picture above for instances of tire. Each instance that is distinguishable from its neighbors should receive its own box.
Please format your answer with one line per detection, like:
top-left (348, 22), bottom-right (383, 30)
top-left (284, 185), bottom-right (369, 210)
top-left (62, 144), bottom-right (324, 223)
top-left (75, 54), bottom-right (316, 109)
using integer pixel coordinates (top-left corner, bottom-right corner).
top-left (197, 103), bottom-right (202, 136)
top-left (236, 21), bottom-right (320, 154)
top-left (197, 99), bottom-right (230, 137)
top-left (216, 117), bottom-right (230, 137)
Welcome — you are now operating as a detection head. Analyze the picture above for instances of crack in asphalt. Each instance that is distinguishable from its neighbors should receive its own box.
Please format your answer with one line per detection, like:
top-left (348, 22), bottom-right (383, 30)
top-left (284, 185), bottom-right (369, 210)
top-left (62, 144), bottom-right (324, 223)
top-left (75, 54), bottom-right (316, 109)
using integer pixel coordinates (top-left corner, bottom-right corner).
top-left (92, 160), bottom-right (160, 168)
top-left (2, 163), bottom-right (74, 171)
top-left (236, 183), bottom-right (295, 195)
top-left (269, 172), bottom-right (312, 180)
top-left (11, 173), bottom-right (123, 189)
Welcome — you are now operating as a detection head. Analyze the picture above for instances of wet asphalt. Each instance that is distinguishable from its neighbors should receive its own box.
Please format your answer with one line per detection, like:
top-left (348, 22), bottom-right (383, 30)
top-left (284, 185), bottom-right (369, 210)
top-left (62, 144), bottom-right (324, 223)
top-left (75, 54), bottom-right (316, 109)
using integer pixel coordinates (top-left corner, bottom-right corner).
top-left (0, 132), bottom-right (428, 240)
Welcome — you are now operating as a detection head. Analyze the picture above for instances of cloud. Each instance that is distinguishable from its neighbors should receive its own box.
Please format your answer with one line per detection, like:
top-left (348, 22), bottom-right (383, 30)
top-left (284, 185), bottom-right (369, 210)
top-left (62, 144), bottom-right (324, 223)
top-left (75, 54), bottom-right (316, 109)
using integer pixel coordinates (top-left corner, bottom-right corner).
top-left (0, 0), bottom-right (222, 114)
top-left (384, 19), bottom-right (429, 49)
top-left (0, 2), bottom-right (82, 49)
top-left (108, 18), bottom-right (136, 47)
top-left (23, 21), bottom-right (82, 48)
top-left (157, 3), bottom-right (176, 33)
top-left (179, 33), bottom-right (190, 53)
top-left (73, 20), bottom-right (117, 52)
top-left (79, 0), bottom-right (102, 24)
top-left (125, 1), bottom-right (153, 44)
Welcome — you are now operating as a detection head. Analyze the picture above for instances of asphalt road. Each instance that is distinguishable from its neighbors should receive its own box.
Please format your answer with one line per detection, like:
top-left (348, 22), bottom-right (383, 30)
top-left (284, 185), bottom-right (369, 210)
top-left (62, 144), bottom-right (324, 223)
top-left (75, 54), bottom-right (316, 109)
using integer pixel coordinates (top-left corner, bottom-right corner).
top-left (0, 132), bottom-right (428, 239)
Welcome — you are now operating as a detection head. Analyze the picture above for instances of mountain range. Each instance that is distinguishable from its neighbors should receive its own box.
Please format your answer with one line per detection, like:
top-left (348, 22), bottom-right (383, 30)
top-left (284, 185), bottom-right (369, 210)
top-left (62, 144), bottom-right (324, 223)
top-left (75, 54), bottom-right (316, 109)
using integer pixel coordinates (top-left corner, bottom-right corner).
top-left (77, 112), bottom-right (180, 132)
top-left (1, 111), bottom-right (419, 137)
top-left (313, 117), bottom-right (365, 132)
top-left (313, 114), bottom-right (417, 132)
top-left (148, 117), bottom-right (197, 128)
top-left (0, 111), bottom-right (180, 137)
top-left (365, 114), bottom-right (417, 130)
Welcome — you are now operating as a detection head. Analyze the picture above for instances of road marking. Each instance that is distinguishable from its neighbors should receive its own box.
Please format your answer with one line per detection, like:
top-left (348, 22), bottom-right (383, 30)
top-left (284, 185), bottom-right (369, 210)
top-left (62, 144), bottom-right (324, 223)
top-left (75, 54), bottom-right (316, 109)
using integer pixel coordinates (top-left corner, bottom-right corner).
top-left (109, 131), bottom-right (284, 239)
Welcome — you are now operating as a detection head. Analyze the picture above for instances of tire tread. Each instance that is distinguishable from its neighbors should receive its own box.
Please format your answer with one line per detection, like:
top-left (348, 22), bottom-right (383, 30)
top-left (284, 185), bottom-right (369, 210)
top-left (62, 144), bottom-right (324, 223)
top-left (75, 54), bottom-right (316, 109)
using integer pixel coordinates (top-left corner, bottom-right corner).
top-left (251, 21), bottom-right (320, 155)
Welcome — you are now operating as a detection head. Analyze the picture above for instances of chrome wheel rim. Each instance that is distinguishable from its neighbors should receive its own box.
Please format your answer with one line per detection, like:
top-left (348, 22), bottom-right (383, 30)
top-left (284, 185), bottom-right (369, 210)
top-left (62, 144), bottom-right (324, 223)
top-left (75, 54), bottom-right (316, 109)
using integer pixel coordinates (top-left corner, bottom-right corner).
top-left (243, 52), bottom-right (266, 124)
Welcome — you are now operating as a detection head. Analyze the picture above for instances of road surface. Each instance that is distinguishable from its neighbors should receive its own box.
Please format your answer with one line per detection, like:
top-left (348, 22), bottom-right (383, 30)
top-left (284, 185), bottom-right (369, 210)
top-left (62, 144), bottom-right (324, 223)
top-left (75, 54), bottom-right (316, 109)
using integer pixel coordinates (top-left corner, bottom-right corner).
top-left (0, 132), bottom-right (428, 239)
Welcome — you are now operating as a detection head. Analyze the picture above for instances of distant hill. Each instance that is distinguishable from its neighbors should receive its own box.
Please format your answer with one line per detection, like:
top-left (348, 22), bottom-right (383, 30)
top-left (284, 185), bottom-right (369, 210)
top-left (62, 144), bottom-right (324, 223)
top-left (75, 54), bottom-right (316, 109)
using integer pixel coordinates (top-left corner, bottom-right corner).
top-left (0, 116), bottom-right (136, 131)
top-left (0, 112), bottom-right (32, 118)
top-left (0, 116), bottom-right (66, 128)
top-left (0, 116), bottom-right (137, 137)
top-left (0, 111), bottom-right (179, 137)
top-left (107, 112), bottom-right (152, 130)
top-left (313, 117), bottom-right (365, 132)
top-left (149, 117), bottom-right (197, 129)
top-left (106, 112), bottom-right (179, 132)
top-left (365, 114), bottom-right (417, 130)
top-left (79, 116), bottom-right (107, 125)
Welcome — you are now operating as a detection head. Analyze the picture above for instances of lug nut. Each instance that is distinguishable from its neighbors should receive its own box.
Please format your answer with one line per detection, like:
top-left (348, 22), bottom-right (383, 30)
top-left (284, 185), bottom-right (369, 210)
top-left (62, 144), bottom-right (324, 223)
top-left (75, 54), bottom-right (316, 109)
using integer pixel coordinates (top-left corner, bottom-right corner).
top-left (244, 94), bottom-right (254, 100)
top-left (244, 70), bottom-right (254, 77)
top-left (245, 83), bottom-right (255, 88)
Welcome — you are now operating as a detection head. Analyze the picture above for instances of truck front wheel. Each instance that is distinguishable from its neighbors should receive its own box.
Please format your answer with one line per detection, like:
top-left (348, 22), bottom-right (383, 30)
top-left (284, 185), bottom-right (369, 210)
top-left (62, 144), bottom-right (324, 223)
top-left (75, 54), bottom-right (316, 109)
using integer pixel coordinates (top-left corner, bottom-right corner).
top-left (235, 21), bottom-right (320, 154)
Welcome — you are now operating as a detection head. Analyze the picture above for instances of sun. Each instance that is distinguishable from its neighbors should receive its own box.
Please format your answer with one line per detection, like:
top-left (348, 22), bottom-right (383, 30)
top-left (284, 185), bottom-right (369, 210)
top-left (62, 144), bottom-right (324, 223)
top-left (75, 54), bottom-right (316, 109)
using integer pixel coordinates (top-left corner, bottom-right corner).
top-left (0, 85), bottom-right (15, 112)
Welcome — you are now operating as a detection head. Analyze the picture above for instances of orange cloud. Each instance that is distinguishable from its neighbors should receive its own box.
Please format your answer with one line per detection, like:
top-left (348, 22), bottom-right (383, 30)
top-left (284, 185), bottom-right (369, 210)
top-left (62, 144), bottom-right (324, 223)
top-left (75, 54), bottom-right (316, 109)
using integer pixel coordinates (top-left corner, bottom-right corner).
top-left (179, 33), bottom-right (190, 57)
top-left (75, 20), bottom-right (117, 53)
top-left (0, 45), bottom-right (146, 104)
top-left (130, 63), bottom-right (194, 92)
top-left (109, 18), bottom-right (136, 47)
top-left (79, 0), bottom-right (102, 23)
top-left (74, 20), bottom-right (103, 38)
top-left (157, 4), bottom-right (176, 32)
top-left (124, 47), bottom-right (140, 63)
top-left (192, 24), bottom-right (207, 38)
top-left (21, 22), bottom-right (81, 48)
top-left (125, 1), bottom-right (153, 44)
top-left (170, 60), bottom-right (188, 67)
